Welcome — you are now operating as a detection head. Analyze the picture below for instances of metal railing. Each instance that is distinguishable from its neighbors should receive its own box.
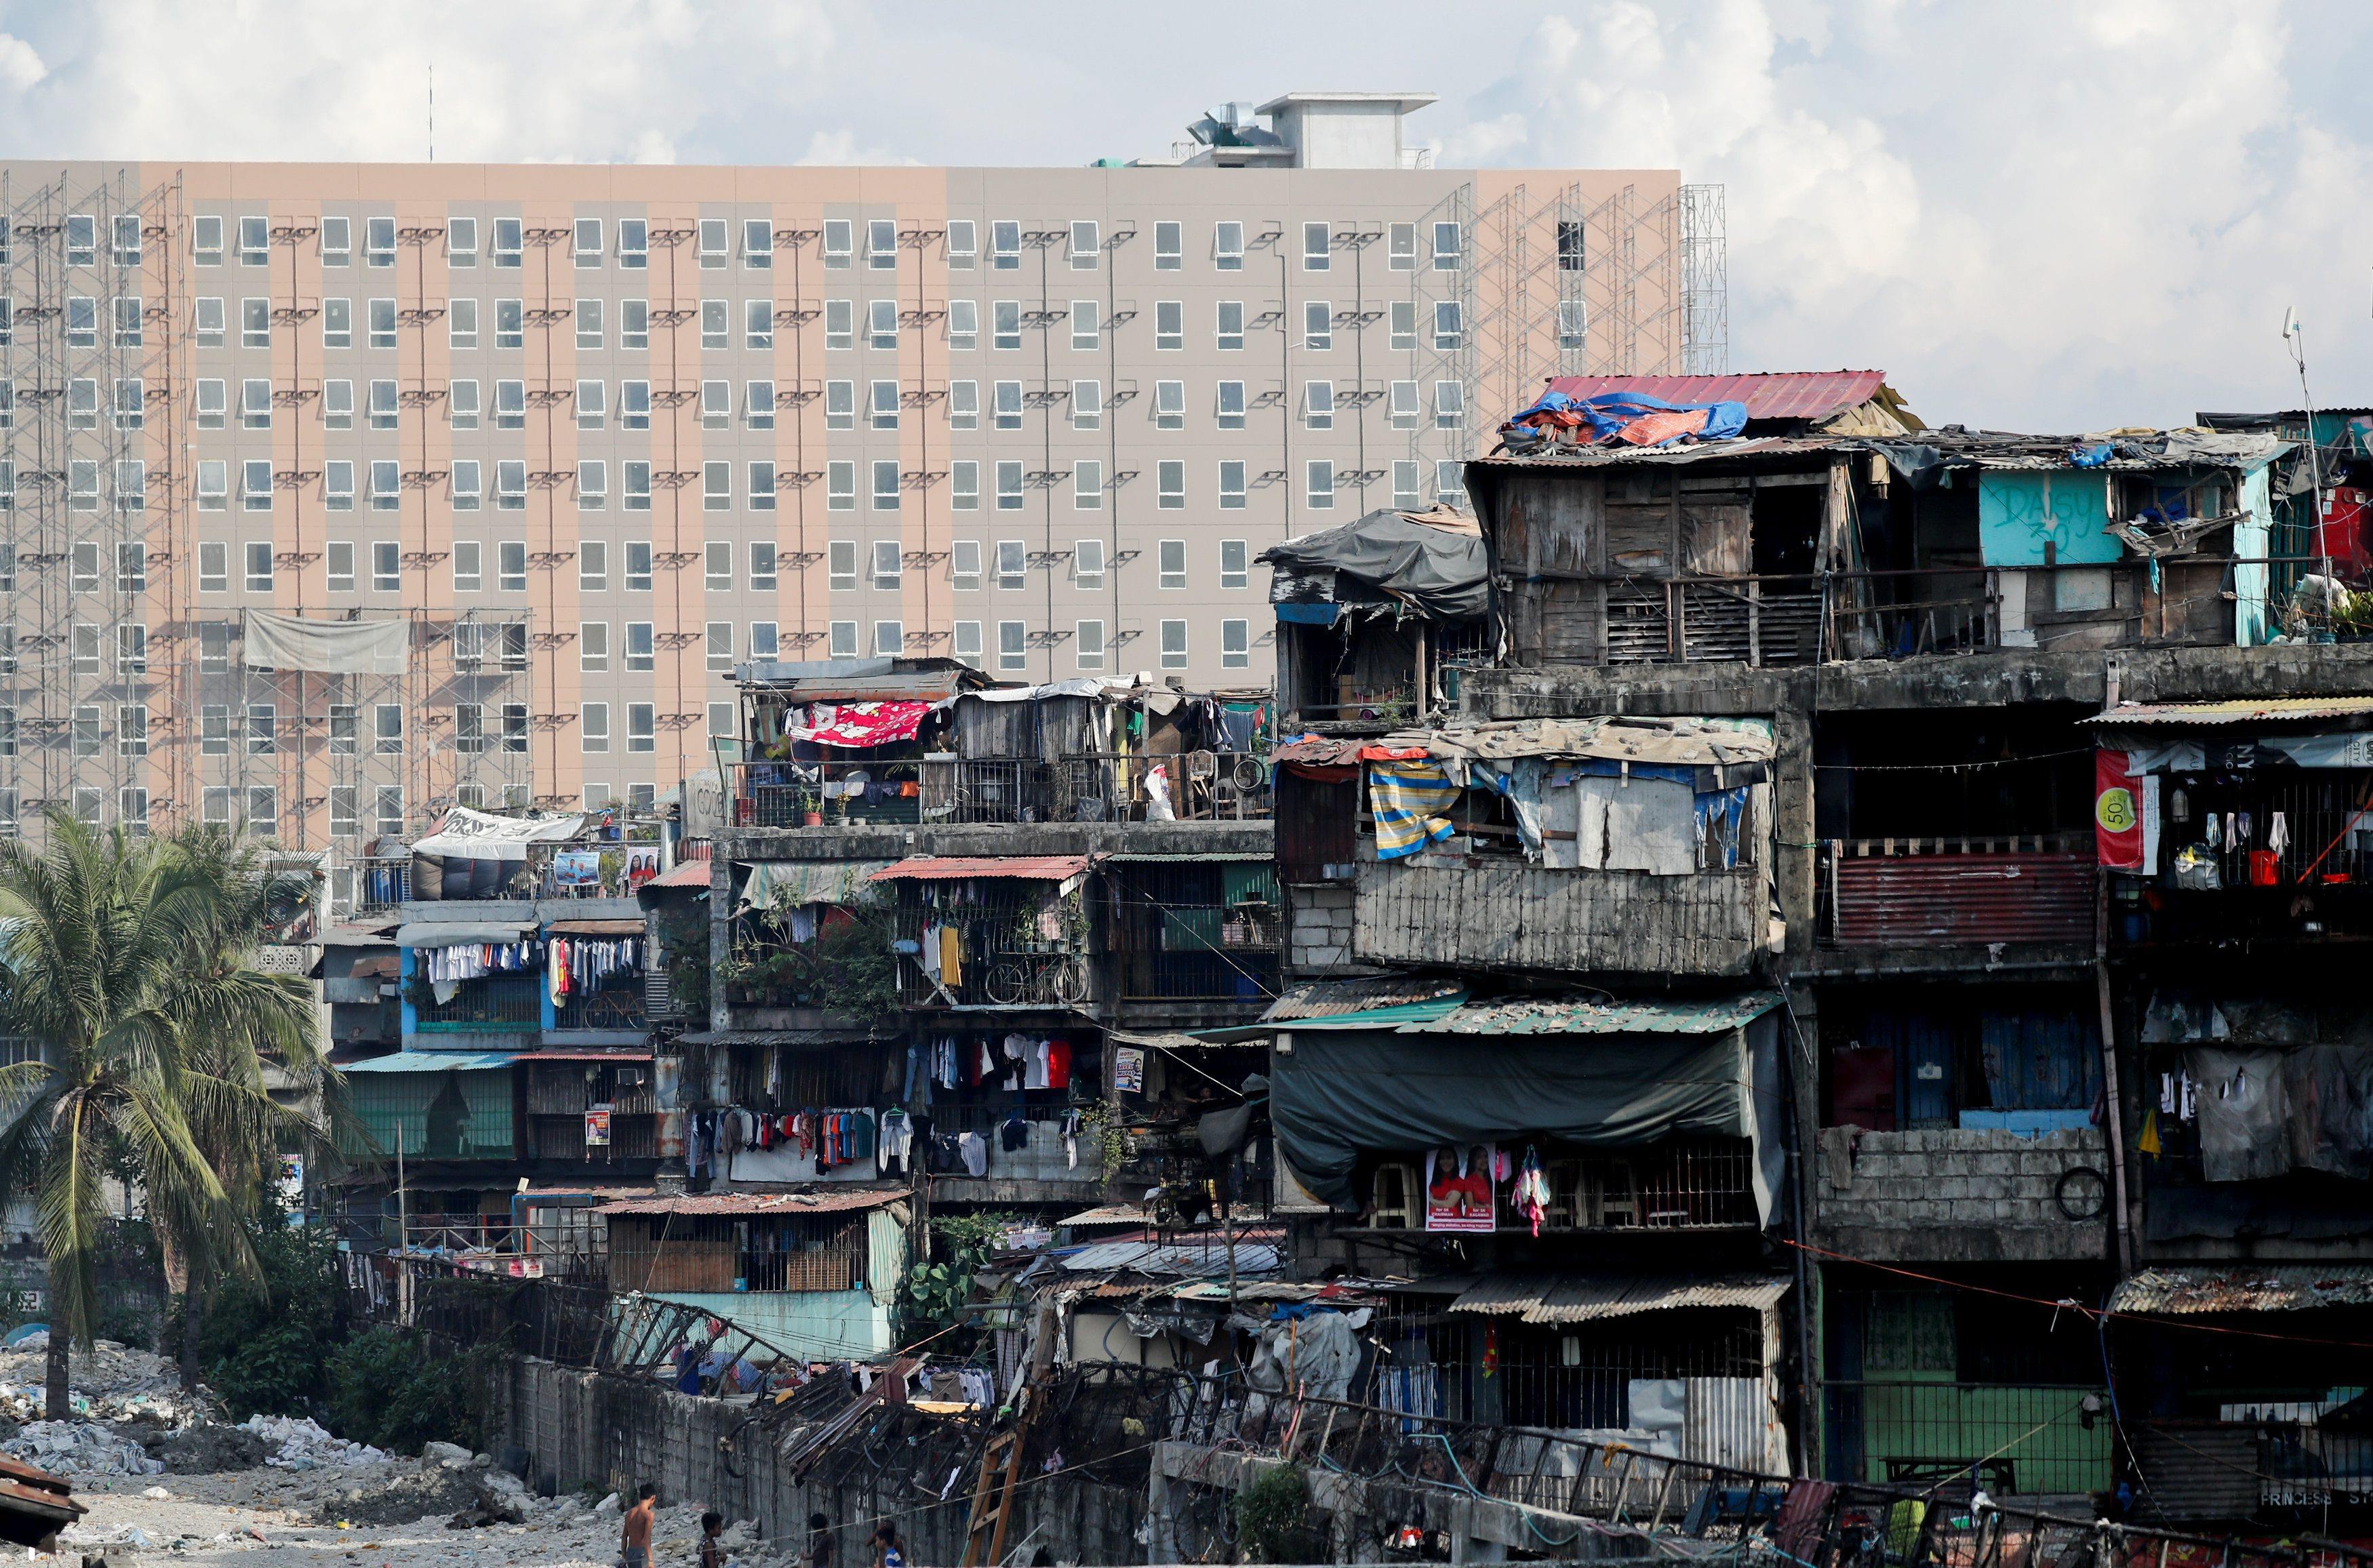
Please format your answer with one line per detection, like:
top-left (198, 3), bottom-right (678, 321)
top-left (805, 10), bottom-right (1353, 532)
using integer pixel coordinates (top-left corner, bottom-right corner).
top-left (1821, 1381), bottom-right (2112, 1496)
top-left (732, 761), bottom-right (921, 828)
top-left (1548, 557), bottom-right (2336, 668)
top-left (1366, 1137), bottom-right (1759, 1231)
top-left (414, 973), bottom-right (542, 1029)
top-left (552, 986), bottom-right (647, 1032)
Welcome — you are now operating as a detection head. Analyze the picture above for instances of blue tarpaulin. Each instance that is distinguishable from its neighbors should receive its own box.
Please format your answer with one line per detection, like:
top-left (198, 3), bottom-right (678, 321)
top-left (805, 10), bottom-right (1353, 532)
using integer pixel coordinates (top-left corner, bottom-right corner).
top-left (1507, 388), bottom-right (1750, 445)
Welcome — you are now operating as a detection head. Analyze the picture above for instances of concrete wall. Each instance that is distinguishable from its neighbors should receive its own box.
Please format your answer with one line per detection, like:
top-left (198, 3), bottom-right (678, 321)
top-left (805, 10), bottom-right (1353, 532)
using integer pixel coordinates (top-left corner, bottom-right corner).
top-left (504, 1356), bottom-right (1144, 1566)
top-left (1815, 1126), bottom-right (2109, 1263)
top-left (1286, 881), bottom-right (1357, 971)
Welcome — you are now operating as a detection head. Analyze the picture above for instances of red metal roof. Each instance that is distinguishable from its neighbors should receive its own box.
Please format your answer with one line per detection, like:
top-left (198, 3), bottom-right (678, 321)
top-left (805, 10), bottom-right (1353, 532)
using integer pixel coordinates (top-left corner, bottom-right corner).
top-left (643, 859), bottom-right (716, 888)
top-left (1543, 371), bottom-right (1889, 422)
top-left (870, 855), bottom-right (1090, 883)
top-left (597, 1187), bottom-right (907, 1218)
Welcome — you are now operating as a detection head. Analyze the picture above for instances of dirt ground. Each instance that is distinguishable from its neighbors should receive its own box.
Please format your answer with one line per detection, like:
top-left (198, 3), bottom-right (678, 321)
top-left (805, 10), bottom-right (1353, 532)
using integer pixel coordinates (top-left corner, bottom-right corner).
top-left (63, 1471), bottom-right (763, 1568)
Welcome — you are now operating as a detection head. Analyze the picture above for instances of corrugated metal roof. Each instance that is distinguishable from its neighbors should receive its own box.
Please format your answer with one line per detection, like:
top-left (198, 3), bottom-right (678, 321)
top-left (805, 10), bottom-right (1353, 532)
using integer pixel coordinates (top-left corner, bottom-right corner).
top-left (597, 1187), bottom-right (907, 1218)
top-left (870, 855), bottom-right (1090, 883)
top-left (340, 1050), bottom-right (519, 1074)
top-left (1058, 1204), bottom-right (1153, 1228)
top-left (2107, 1266), bottom-right (2373, 1315)
top-left (1544, 371), bottom-right (1889, 422)
top-left (674, 1028), bottom-right (879, 1047)
top-left (2083, 697), bottom-right (2373, 727)
top-left (1449, 1272), bottom-right (1791, 1324)
top-left (1263, 975), bottom-right (1468, 1022)
top-left (547, 917), bottom-right (645, 936)
top-left (1403, 991), bottom-right (1782, 1037)
top-left (1832, 853), bottom-right (2095, 948)
top-left (1058, 1239), bottom-right (1281, 1276)
top-left (643, 860), bottom-right (715, 889)
top-left (1100, 850), bottom-right (1273, 862)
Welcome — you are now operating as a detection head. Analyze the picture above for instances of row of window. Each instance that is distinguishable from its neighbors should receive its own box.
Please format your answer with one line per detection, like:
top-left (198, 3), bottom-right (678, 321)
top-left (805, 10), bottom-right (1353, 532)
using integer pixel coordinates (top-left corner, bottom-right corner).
top-left (22, 780), bottom-right (671, 841)
top-left (164, 215), bottom-right (1494, 276)
top-left (0, 601), bottom-right (1245, 703)
top-left (184, 530), bottom-right (1269, 601)
top-left (9, 373), bottom-right (1475, 447)
top-left (3, 292), bottom-right (1506, 358)
top-left (0, 445), bottom-right (1469, 524)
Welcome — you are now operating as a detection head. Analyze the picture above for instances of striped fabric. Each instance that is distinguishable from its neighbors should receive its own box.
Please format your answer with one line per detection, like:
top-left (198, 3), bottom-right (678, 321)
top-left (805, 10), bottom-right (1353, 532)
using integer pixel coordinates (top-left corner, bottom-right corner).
top-left (1368, 761), bottom-right (1460, 860)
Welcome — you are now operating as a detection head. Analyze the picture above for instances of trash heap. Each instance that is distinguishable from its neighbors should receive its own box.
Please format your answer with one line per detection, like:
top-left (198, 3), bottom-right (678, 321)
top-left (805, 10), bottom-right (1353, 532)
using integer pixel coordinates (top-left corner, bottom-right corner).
top-left (0, 1338), bottom-right (201, 1426)
top-left (0, 1419), bottom-right (165, 1476)
top-left (238, 1413), bottom-right (387, 1470)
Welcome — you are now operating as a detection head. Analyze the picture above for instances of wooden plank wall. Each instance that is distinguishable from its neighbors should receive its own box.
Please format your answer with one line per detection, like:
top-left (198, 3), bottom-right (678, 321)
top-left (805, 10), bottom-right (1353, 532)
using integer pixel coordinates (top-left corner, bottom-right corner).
top-left (1352, 860), bottom-right (1763, 977)
top-left (1492, 470), bottom-right (1607, 666)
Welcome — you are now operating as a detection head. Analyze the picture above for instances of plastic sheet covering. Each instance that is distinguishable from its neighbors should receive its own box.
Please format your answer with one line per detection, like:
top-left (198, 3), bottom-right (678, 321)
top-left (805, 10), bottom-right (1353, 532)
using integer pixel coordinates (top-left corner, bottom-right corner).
top-left (736, 860), bottom-right (894, 912)
top-left (1257, 506), bottom-right (1488, 622)
top-left (1273, 1013), bottom-right (1783, 1221)
top-left (412, 806), bottom-right (586, 860)
top-left (1368, 761), bottom-right (1458, 859)
top-left (786, 701), bottom-right (930, 748)
top-left (2187, 1045), bottom-right (2373, 1183)
top-left (2189, 1048), bottom-right (2288, 1183)
top-left (244, 610), bottom-right (409, 674)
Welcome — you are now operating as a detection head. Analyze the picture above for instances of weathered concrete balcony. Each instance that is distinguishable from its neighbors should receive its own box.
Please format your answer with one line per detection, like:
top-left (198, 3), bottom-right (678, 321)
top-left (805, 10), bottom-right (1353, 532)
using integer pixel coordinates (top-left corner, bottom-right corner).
top-left (1353, 852), bottom-right (1769, 979)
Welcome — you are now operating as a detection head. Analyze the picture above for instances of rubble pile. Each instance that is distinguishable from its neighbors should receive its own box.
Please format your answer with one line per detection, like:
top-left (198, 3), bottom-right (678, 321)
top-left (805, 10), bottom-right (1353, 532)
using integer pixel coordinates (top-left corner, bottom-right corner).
top-left (0, 1338), bottom-right (199, 1426)
top-left (237, 1413), bottom-right (388, 1470)
top-left (0, 1418), bottom-right (165, 1475)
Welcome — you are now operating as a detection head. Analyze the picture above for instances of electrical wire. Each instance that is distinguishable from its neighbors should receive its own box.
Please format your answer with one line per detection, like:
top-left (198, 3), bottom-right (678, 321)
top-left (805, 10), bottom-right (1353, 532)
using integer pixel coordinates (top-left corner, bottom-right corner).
top-left (1786, 1237), bottom-right (2373, 1350)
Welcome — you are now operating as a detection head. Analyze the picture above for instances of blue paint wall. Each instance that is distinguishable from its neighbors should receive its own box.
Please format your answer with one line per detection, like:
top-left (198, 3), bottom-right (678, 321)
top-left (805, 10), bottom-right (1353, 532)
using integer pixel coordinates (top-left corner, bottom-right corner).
top-left (643, 1289), bottom-right (894, 1361)
top-left (1978, 472), bottom-right (2120, 567)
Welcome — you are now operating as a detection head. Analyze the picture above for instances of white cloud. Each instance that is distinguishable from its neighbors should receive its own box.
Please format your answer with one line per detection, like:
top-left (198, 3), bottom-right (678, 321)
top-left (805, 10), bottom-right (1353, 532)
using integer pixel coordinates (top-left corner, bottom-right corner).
top-left (1441, 1), bottom-right (2373, 429)
top-left (0, 33), bottom-right (44, 92)
top-left (796, 129), bottom-right (921, 167)
top-left (0, 1), bottom-right (2364, 428)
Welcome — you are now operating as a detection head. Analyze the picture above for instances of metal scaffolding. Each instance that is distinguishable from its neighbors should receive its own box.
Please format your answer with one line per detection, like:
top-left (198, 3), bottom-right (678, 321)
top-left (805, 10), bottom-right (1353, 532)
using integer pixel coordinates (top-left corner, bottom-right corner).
top-left (0, 169), bottom-right (538, 860)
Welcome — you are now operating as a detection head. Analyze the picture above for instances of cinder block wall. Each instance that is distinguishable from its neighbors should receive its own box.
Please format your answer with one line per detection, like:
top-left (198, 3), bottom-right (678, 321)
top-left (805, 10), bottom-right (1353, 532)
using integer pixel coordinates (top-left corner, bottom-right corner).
top-left (1815, 1127), bottom-right (2109, 1263)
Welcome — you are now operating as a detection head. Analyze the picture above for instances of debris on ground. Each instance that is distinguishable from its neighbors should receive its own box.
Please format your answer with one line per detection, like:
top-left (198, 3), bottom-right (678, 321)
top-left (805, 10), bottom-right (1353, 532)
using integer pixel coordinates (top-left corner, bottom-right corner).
top-left (0, 1420), bottom-right (164, 1476)
top-left (0, 1340), bottom-right (201, 1428)
top-left (237, 1414), bottom-right (387, 1470)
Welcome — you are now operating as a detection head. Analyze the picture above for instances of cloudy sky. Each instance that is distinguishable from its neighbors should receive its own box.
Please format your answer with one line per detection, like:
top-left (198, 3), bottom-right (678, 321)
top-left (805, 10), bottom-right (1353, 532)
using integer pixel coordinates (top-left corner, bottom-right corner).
top-left (2, 0), bottom-right (2366, 433)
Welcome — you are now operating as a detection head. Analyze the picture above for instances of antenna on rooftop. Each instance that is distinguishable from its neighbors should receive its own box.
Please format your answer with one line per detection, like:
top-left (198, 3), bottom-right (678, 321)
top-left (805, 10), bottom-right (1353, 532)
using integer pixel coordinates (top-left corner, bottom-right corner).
top-left (428, 66), bottom-right (435, 163)
top-left (2284, 307), bottom-right (2328, 588)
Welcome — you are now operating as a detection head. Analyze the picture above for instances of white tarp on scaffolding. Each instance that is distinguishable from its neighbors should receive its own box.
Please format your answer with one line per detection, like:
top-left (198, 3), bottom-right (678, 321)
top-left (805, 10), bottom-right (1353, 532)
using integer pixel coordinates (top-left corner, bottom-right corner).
top-left (410, 807), bottom-right (585, 860)
top-left (243, 611), bottom-right (409, 675)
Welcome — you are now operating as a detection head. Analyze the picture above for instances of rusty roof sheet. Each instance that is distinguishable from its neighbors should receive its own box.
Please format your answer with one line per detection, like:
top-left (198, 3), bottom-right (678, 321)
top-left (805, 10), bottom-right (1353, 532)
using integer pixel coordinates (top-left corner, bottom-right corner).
top-left (1262, 975), bottom-right (1469, 1022)
top-left (869, 855), bottom-right (1090, 883)
top-left (1450, 1272), bottom-right (1791, 1324)
top-left (1058, 1204), bottom-right (1154, 1228)
top-left (2107, 1266), bottom-right (2373, 1315)
top-left (1405, 991), bottom-right (1782, 1037)
top-left (1544, 371), bottom-right (1890, 422)
top-left (643, 859), bottom-right (717, 889)
top-left (2083, 697), bottom-right (2373, 728)
top-left (597, 1187), bottom-right (906, 1218)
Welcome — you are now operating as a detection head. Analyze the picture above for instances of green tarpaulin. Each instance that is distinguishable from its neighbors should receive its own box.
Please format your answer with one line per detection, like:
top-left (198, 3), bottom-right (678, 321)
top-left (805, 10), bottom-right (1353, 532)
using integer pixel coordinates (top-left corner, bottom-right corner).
top-left (1271, 1009), bottom-right (1783, 1223)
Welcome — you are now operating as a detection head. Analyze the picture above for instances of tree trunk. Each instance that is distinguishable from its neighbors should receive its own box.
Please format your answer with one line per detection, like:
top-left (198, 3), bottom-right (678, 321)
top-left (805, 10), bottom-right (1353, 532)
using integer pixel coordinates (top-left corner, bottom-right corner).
top-left (43, 1335), bottom-right (66, 1420)
top-left (178, 1282), bottom-right (205, 1391)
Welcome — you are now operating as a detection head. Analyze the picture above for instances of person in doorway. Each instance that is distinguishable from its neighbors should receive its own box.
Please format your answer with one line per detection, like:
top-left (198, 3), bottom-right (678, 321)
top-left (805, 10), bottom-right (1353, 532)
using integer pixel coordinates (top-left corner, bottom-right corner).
top-left (804, 1512), bottom-right (835, 1568)
top-left (620, 1483), bottom-right (657, 1568)
top-left (870, 1523), bottom-right (906, 1568)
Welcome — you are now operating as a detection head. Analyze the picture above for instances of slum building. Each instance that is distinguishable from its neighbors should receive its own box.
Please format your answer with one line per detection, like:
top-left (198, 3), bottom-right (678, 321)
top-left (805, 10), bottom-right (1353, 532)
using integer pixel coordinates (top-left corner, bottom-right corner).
top-left (318, 801), bottom-right (667, 1278)
top-left (680, 654), bottom-right (1279, 1359)
top-left (1426, 369), bottom-right (2373, 1528)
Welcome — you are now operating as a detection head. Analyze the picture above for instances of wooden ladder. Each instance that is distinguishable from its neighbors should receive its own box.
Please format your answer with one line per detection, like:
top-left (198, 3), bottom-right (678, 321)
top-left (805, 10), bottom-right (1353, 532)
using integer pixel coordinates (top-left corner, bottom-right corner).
top-left (960, 1425), bottom-right (1029, 1567)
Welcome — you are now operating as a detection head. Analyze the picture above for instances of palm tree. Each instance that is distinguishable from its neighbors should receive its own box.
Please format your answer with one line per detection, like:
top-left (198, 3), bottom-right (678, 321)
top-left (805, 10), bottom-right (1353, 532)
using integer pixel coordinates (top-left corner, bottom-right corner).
top-left (0, 815), bottom-right (332, 1416)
